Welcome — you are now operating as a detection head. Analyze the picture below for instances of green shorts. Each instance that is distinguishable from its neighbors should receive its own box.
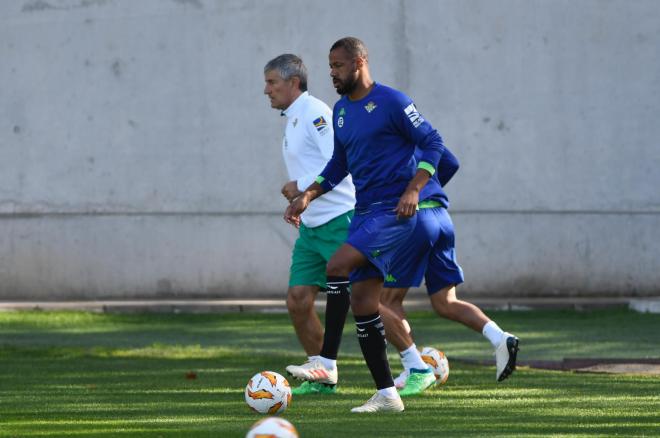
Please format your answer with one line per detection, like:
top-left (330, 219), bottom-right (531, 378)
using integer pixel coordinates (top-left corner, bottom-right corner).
top-left (289, 210), bottom-right (354, 288)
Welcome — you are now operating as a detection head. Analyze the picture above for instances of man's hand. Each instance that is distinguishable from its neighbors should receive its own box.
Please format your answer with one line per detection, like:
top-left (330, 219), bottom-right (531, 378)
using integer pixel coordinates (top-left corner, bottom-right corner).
top-left (284, 193), bottom-right (311, 227)
top-left (395, 167), bottom-right (432, 219)
top-left (395, 188), bottom-right (419, 219)
top-left (281, 181), bottom-right (302, 202)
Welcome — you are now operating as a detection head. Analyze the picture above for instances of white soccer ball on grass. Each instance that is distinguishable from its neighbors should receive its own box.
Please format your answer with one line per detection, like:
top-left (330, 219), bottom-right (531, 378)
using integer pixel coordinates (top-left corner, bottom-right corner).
top-left (244, 371), bottom-right (292, 414)
top-left (246, 416), bottom-right (299, 438)
top-left (420, 346), bottom-right (450, 384)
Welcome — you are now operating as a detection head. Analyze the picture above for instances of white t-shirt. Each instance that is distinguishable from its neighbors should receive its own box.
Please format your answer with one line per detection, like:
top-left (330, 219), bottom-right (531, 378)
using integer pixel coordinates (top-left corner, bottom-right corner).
top-left (281, 92), bottom-right (355, 228)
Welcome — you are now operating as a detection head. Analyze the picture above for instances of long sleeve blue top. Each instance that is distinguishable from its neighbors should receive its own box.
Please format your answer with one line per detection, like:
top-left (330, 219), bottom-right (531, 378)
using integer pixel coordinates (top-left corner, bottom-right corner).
top-left (318, 82), bottom-right (447, 210)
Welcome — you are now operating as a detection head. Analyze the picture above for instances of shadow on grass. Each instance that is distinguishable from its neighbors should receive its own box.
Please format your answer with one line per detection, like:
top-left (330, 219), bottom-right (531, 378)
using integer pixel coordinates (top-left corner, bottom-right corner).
top-left (2, 308), bottom-right (660, 363)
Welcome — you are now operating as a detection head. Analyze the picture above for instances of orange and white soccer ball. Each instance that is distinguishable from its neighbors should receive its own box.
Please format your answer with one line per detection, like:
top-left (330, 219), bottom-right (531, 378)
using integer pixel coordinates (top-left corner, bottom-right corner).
top-left (420, 346), bottom-right (450, 384)
top-left (246, 417), bottom-right (299, 438)
top-left (245, 371), bottom-right (292, 414)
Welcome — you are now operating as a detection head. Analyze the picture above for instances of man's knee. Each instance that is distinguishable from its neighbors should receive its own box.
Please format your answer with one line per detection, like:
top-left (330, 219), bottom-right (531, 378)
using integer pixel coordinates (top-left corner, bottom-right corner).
top-left (432, 297), bottom-right (451, 317)
top-left (380, 289), bottom-right (402, 307)
top-left (287, 287), bottom-right (316, 314)
top-left (350, 278), bottom-right (383, 315)
top-left (350, 291), bottom-right (370, 311)
top-left (430, 285), bottom-right (457, 317)
top-left (326, 244), bottom-right (366, 278)
top-left (381, 288), bottom-right (407, 318)
top-left (326, 259), bottom-right (350, 277)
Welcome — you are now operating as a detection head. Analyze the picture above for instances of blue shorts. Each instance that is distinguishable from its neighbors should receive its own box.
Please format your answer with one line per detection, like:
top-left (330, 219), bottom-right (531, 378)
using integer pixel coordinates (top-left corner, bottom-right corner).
top-left (385, 207), bottom-right (464, 294)
top-left (346, 205), bottom-right (417, 284)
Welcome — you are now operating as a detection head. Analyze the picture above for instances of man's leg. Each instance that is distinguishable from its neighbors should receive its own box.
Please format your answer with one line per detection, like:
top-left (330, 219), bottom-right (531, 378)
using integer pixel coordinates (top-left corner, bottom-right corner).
top-left (285, 243), bottom-right (360, 387)
top-left (286, 283), bottom-right (348, 394)
top-left (428, 285), bottom-right (489, 332)
top-left (286, 285), bottom-right (322, 356)
top-left (350, 277), bottom-right (404, 412)
top-left (286, 219), bottom-right (349, 394)
top-left (380, 288), bottom-right (435, 395)
top-left (322, 243), bottom-right (401, 412)
top-left (429, 285), bottom-right (519, 381)
top-left (285, 284), bottom-right (350, 389)
top-left (380, 287), bottom-right (410, 342)
top-left (297, 242), bottom-right (401, 412)
top-left (371, 207), bottom-right (440, 394)
top-left (350, 277), bottom-right (393, 391)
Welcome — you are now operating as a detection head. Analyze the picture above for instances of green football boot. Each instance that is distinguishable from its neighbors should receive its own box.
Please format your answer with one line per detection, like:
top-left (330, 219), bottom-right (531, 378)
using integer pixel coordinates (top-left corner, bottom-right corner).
top-left (398, 368), bottom-right (436, 397)
top-left (291, 380), bottom-right (337, 395)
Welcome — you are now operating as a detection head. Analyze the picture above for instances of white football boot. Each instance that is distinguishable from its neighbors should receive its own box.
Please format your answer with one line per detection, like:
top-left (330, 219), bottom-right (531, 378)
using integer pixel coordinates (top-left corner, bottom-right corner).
top-left (351, 391), bottom-right (405, 413)
top-left (495, 333), bottom-right (519, 382)
top-left (285, 358), bottom-right (338, 385)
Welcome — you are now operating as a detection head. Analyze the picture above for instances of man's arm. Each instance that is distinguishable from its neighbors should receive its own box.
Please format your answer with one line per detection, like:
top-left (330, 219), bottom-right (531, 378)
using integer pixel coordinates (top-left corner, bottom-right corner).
top-left (437, 146), bottom-right (459, 187)
top-left (296, 112), bottom-right (335, 192)
top-left (395, 168), bottom-right (432, 219)
top-left (393, 96), bottom-right (446, 217)
top-left (281, 181), bottom-right (302, 202)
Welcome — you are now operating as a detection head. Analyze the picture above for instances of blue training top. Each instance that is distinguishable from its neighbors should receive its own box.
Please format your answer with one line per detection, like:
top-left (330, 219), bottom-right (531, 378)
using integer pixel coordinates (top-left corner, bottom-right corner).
top-left (318, 82), bottom-right (447, 210)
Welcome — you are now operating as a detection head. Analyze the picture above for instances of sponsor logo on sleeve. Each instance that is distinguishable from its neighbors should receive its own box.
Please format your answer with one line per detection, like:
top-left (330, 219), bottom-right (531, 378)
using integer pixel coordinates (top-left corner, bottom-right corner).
top-left (404, 103), bottom-right (425, 128)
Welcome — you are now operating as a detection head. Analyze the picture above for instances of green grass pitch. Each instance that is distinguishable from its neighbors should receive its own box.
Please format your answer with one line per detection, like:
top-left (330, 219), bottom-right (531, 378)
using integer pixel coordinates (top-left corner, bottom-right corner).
top-left (0, 308), bottom-right (659, 436)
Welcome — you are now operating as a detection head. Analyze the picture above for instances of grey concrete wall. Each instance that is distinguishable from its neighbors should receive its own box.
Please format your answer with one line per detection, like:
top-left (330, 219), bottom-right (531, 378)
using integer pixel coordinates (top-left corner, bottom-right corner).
top-left (1, 0), bottom-right (658, 299)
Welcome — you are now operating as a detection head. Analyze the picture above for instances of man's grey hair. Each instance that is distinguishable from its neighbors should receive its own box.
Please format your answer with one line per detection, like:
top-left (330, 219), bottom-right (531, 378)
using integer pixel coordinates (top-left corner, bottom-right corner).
top-left (264, 54), bottom-right (308, 92)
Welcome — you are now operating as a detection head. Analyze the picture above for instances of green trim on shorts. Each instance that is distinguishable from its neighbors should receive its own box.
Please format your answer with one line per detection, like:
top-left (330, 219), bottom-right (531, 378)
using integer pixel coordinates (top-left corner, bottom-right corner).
top-left (315, 175), bottom-right (325, 184)
top-left (289, 210), bottom-right (353, 288)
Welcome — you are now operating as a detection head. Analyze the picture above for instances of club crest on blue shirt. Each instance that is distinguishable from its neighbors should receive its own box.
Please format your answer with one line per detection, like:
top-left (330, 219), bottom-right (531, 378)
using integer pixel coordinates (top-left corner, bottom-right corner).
top-left (313, 116), bottom-right (329, 135)
top-left (364, 101), bottom-right (377, 113)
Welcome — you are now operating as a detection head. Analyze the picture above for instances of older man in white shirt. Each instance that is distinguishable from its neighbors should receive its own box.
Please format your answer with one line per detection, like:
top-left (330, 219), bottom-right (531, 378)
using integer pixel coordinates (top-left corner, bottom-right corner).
top-left (264, 54), bottom-right (355, 395)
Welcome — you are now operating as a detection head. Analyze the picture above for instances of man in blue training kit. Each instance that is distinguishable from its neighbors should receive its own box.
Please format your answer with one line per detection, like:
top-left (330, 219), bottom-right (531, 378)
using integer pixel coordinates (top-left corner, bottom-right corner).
top-left (380, 150), bottom-right (520, 397)
top-left (285, 37), bottom-right (445, 413)
top-left (282, 147), bottom-right (461, 396)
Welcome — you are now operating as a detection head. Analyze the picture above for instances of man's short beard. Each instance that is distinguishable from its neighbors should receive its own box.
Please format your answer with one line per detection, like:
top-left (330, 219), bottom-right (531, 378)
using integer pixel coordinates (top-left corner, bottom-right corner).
top-left (336, 77), bottom-right (357, 95)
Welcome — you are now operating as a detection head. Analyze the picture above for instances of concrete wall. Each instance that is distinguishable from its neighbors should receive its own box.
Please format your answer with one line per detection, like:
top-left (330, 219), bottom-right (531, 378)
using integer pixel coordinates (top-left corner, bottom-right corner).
top-left (1, 0), bottom-right (659, 299)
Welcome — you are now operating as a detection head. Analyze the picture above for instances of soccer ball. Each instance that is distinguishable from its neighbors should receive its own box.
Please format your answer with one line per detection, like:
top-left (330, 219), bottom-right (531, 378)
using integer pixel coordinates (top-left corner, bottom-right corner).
top-left (245, 371), bottom-right (292, 414)
top-left (246, 417), bottom-right (299, 438)
top-left (420, 346), bottom-right (450, 384)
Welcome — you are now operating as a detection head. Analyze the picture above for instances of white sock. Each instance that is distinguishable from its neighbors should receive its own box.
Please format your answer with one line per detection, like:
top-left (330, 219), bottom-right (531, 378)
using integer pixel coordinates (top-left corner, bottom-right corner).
top-left (377, 386), bottom-right (398, 398)
top-left (318, 355), bottom-right (337, 370)
top-left (400, 343), bottom-right (428, 371)
top-left (397, 355), bottom-right (408, 375)
top-left (482, 321), bottom-right (505, 348)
